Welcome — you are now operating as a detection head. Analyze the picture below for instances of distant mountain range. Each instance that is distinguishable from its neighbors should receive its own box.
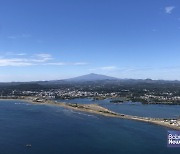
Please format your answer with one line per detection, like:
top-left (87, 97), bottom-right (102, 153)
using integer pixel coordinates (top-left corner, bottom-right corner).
top-left (66, 73), bottom-right (118, 81)
top-left (0, 73), bottom-right (180, 85)
top-left (0, 73), bottom-right (118, 86)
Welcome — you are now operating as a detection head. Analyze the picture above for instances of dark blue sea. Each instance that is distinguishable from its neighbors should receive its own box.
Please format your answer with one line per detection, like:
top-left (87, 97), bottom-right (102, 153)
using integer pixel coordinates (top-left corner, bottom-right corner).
top-left (0, 100), bottom-right (180, 154)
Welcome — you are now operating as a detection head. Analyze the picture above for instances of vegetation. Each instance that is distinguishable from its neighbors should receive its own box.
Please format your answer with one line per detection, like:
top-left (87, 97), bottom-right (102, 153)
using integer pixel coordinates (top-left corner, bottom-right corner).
top-left (1, 79), bottom-right (180, 104)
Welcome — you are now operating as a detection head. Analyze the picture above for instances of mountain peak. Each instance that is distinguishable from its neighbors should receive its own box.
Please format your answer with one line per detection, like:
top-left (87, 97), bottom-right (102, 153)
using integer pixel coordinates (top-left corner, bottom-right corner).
top-left (66, 73), bottom-right (118, 81)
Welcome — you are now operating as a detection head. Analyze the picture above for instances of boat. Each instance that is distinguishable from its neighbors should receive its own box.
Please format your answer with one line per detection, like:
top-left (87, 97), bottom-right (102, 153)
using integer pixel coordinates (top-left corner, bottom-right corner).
top-left (26, 144), bottom-right (32, 148)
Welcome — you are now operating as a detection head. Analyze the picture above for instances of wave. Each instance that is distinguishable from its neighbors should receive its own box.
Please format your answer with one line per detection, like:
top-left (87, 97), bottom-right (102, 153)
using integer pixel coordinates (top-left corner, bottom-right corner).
top-left (72, 110), bottom-right (99, 119)
top-left (14, 102), bottom-right (31, 106)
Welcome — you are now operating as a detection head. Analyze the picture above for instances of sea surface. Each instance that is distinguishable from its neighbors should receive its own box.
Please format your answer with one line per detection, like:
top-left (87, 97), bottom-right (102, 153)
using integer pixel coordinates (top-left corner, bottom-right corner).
top-left (0, 100), bottom-right (180, 154)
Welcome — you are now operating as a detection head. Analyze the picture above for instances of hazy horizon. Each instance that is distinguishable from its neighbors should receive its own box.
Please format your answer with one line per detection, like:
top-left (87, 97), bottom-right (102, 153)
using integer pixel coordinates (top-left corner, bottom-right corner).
top-left (0, 73), bottom-right (180, 83)
top-left (0, 0), bottom-right (180, 82)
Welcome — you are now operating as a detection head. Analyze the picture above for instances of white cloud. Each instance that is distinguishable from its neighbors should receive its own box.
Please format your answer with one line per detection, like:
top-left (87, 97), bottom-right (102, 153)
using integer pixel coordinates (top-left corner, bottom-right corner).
top-left (5, 52), bottom-right (27, 56)
top-left (0, 53), bottom-right (88, 67)
top-left (0, 58), bottom-right (33, 66)
top-left (72, 62), bottom-right (88, 66)
top-left (45, 62), bottom-right (66, 66)
top-left (100, 66), bottom-right (118, 71)
top-left (32, 54), bottom-right (53, 62)
top-left (45, 62), bottom-right (87, 66)
top-left (0, 53), bottom-right (53, 66)
top-left (165, 6), bottom-right (175, 14)
top-left (90, 66), bottom-right (118, 71)
top-left (16, 53), bottom-right (27, 56)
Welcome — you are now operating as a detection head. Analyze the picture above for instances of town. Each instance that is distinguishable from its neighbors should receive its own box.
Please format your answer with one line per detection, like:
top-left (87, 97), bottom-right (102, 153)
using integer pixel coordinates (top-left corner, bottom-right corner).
top-left (1, 79), bottom-right (180, 105)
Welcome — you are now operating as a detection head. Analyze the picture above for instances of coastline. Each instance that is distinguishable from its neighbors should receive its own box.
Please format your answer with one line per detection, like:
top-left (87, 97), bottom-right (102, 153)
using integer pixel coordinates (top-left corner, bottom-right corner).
top-left (1, 97), bottom-right (180, 130)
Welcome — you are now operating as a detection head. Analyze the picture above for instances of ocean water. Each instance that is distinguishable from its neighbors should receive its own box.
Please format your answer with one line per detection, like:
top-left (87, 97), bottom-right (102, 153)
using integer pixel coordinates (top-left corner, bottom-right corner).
top-left (101, 103), bottom-right (180, 118)
top-left (57, 98), bottom-right (180, 118)
top-left (0, 100), bottom-right (180, 154)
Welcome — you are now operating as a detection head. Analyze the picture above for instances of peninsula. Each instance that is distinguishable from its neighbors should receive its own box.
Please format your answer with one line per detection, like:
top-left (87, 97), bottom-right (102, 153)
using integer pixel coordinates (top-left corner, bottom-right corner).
top-left (1, 96), bottom-right (180, 131)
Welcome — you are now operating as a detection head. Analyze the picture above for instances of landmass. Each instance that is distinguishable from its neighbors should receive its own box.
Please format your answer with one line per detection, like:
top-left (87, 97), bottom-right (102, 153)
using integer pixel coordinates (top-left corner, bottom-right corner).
top-left (1, 77), bottom-right (180, 105)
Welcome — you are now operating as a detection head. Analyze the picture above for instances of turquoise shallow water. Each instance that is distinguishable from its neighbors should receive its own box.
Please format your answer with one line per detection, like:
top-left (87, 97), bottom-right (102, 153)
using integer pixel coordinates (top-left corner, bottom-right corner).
top-left (0, 100), bottom-right (180, 154)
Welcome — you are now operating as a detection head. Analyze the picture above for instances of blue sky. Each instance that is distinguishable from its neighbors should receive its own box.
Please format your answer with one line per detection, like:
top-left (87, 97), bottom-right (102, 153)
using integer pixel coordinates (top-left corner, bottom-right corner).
top-left (0, 0), bottom-right (180, 81)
